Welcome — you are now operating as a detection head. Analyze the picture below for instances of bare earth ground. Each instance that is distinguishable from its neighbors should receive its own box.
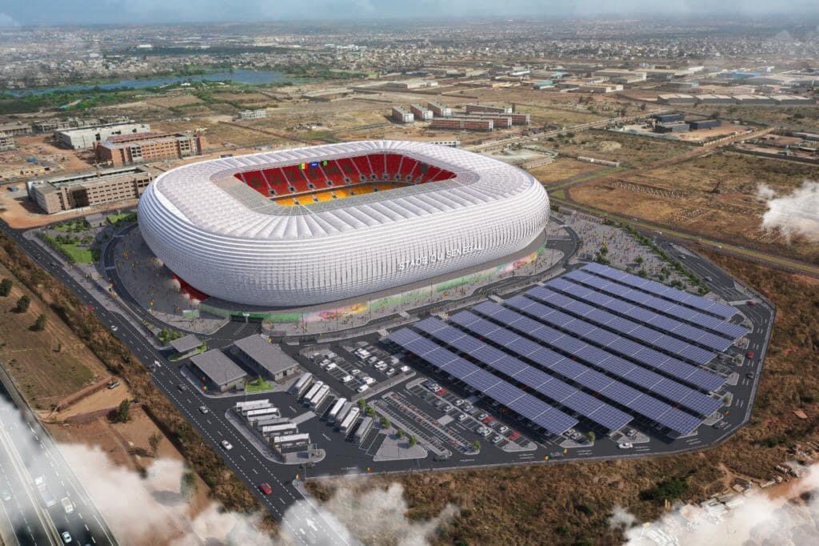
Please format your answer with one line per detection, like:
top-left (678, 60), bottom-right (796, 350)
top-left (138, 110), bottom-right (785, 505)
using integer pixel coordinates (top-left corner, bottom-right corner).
top-left (528, 157), bottom-right (605, 185)
top-left (0, 262), bottom-right (107, 409)
top-left (569, 151), bottom-right (819, 264)
top-left (0, 257), bottom-right (215, 544)
top-left (552, 129), bottom-right (693, 168)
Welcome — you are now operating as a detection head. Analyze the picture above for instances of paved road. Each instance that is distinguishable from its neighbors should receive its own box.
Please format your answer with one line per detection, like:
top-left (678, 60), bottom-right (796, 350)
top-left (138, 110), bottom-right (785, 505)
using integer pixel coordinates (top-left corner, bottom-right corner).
top-left (0, 214), bottom-right (777, 545)
top-left (0, 382), bottom-right (116, 546)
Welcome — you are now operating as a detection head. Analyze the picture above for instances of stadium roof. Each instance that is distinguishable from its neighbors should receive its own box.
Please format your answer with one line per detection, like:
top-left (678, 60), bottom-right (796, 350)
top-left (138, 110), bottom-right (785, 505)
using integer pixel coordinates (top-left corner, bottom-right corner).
top-left (150, 140), bottom-right (534, 240)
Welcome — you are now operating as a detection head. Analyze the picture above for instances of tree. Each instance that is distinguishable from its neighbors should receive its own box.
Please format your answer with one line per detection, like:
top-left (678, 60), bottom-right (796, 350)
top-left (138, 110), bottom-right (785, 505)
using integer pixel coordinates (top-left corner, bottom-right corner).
top-left (357, 398), bottom-right (366, 410)
top-left (31, 314), bottom-right (47, 331)
top-left (0, 279), bottom-right (12, 297)
top-left (366, 406), bottom-right (375, 418)
top-left (380, 416), bottom-right (391, 429)
top-left (114, 399), bottom-right (131, 423)
top-left (396, 429), bottom-right (404, 440)
top-left (586, 431), bottom-right (596, 444)
top-left (181, 469), bottom-right (197, 498)
top-left (472, 440), bottom-right (481, 452)
top-left (149, 432), bottom-right (162, 457)
top-left (635, 256), bottom-right (644, 266)
top-left (638, 269), bottom-right (648, 278)
top-left (14, 295), bottom-right (30, 313)
top-left (409, 435), bottom-right (417, 448)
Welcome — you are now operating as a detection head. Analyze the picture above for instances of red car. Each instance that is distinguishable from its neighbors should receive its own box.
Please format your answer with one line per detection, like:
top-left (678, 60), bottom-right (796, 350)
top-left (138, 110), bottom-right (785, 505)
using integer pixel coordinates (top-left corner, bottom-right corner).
top-left (258, 483), bottom-right (272, 495)
top-left (746, 350), bottom-right (755, 360)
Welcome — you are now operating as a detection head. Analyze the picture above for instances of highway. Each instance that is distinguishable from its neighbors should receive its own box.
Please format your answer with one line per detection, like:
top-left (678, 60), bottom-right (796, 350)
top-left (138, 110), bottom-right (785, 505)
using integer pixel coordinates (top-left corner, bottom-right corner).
top-left (0, 381), bottom-right (116, 546)
top-left (0, 221), bottom-right (354, 545)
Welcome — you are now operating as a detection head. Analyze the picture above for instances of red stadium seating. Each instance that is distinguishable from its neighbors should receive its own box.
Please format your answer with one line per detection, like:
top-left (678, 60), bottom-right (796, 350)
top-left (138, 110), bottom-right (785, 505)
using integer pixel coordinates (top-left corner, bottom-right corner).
top-left (369, 153), bottom-right (386, 177)
top-left (235, 153), bottom-right (456, 200)
top-left (351, 156), bottom-right (375, 182)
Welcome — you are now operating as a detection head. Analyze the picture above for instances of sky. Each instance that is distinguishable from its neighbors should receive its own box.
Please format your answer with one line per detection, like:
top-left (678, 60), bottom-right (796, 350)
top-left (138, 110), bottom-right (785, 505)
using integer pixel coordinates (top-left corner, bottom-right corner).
top-left (0, 0), bottom-right (817, 27)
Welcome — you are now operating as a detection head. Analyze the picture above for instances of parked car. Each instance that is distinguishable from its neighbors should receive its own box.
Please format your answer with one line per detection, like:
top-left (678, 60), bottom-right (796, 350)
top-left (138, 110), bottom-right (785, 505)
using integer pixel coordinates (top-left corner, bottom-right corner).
top-left (362, 376), bottom-right (376, 385)
top-left (618, 442), bottom-right (633, 449)
top-left (442, 404), bottom-right (453, 412)
top-left (454, 399), bottom-right (465, 407)
top-left (498, 425), bottom-right (509, 434)
top-left (399, 365), bottom-right (411, 374)
top-left (457, 413), bottom-right (468, 423)
top-left (385, 368), bottom-right (396, 377)
top-left (341, 375), bottom-right (354, 383)
top-left (477, 412), bottom-right (488, 421)
top-left (491, 435), bottom-right (503, 445)
top-left (325, 363), bottom-right (337, 371)
top-left (357, 384), bottom-right (369, 393)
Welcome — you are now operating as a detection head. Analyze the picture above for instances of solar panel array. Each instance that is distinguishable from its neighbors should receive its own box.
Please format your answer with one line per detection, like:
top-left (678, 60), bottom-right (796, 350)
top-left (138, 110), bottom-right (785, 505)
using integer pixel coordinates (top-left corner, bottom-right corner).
top-left (495, 297), bottom-right (726, 393)
top-left (387, 264), bottom-right (738, 438)
top-left (583, 262), bottom-right (738, 319)
top-left (387, 328), bottom-right (579, 435)
top-left (538, 279), bottom-right (734, 352)
top-left (451, 307), bottom-right (722, 418)
top-left (413, 317), bottom-right (633, 432)
top-left (521, 287), bottom-right (716, 365)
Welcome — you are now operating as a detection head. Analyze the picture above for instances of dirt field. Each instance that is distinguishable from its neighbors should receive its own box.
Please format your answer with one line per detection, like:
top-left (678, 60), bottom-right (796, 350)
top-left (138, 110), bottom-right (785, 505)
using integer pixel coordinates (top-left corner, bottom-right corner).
top-left (552, 129), bottom-right (694, 168)
top-left (570, 151), bottom-right (819, 264)
top-left (143, 94), bottom-right (204, 109)
top-left (0, 262), bottom-right (108, 409)
top-left (528, 157), bottom-right (606, 185)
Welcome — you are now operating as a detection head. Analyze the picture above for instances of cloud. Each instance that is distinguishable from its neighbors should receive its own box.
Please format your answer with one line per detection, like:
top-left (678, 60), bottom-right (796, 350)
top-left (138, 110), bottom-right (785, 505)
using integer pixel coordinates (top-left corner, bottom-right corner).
top-left (281, 480), bottom-right (458, 546)
top-left (612, 463), bottom-right (819, 546)
top-left (757, 181), bottom-right (819, 243)
top-left (0, 13), bottom-right (21, 27)
top-left (0, 392), bottom-right (455, 545)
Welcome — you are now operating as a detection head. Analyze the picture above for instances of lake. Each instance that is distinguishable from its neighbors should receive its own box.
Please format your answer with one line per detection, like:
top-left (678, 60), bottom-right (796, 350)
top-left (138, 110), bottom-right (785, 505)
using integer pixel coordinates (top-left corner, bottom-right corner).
top-left (7, 69), bottom-right (292, 96)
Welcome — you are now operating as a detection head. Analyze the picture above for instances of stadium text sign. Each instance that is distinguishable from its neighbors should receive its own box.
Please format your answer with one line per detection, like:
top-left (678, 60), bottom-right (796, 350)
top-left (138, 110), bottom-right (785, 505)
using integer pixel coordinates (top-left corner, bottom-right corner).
top-left (397, 242), bottom-right (484, 271)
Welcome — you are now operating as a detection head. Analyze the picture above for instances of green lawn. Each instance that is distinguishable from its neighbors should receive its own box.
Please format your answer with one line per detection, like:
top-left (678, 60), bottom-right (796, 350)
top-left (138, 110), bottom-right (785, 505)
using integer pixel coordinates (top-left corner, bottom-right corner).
top-left (246, 378), bottom-right (275, 393)
top-left (56, 243), bottom-right (95, 264)
top-left (107, 212), bottom-right (137, 226)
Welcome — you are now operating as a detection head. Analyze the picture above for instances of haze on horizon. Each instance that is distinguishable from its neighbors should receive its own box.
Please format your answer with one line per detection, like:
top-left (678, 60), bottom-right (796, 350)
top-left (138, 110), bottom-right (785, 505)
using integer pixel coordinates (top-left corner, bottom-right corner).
top-left (0, 0), bottom-right (817, 27)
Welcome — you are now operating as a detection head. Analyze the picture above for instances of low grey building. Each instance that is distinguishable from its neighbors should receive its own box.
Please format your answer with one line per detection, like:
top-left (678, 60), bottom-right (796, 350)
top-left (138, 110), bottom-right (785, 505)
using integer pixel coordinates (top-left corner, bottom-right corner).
top-left (190, 350), bottom-right (247, 392)
top-left (233, 335), bottom-right (300, 382)
top-left (170, 334), bottom-right (202, 354)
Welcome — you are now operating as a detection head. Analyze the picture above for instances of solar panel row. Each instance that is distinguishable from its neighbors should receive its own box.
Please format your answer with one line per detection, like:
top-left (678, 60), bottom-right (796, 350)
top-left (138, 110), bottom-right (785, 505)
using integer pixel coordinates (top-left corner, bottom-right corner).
top-left (564, 269), bottom-right (747, 341)
top-left (523, 286), bottom-right (717, 365)
top-left (412, 317), bottom-right (633, 432)
top-left (387, 328), bottom-right (579, 435)
top-left (450, 310), bottom-right (711, 435)
top-left (538, 279), bottom-right (733, 353)
top-left (582, 263), bottom-right (738, 320)
top-left (496, 297), bottom-right (726, 393)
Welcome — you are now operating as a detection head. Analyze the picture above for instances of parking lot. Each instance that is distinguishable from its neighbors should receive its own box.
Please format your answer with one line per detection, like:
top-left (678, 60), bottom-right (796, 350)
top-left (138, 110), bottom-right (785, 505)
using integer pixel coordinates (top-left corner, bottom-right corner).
top-left (304, 343), bottom-right (412, 397)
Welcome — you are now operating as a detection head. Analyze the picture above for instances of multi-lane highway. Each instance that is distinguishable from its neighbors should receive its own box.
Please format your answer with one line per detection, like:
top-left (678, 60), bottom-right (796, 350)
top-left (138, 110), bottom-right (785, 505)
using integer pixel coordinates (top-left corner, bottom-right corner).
top-left (0, 221), bottom-right (353, 544)
top-left (0, 381), bottom-right (117, 546)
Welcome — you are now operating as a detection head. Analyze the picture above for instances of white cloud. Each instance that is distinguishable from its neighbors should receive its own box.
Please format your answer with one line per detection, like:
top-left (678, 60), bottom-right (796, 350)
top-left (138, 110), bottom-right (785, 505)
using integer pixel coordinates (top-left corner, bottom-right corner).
top-left (0, 393), bottom-right (455, 545)
top-left (0, 13), bottom-right (20, 27)
top-left (613, 463), bottom-right (819, 546)
top-left (757, 181), bottom-right (819, 243)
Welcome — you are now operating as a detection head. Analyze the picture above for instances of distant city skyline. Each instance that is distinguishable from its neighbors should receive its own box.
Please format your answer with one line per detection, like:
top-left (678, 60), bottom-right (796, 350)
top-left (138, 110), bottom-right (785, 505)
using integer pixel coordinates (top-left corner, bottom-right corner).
top-left (1, 0), bottom-right (818, 27)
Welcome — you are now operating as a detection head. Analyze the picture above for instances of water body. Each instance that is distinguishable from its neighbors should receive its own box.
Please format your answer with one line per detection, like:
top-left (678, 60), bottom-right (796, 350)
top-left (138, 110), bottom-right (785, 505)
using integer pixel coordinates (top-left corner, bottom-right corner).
top-left (7, 69), bottom-right (291, 96)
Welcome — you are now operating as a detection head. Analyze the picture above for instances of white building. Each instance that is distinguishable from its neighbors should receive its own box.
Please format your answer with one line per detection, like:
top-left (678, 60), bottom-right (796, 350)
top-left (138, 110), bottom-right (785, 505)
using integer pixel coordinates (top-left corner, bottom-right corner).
top-left (138, 141), bottom-right (549, 308)
top-left (55, 123), bottom-right (151, 150)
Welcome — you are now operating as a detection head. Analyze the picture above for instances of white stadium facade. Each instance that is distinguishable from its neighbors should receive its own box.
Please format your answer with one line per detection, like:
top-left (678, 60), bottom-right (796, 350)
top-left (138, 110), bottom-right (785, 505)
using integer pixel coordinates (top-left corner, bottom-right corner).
top-left (137, 140), bottom-right (550, 308)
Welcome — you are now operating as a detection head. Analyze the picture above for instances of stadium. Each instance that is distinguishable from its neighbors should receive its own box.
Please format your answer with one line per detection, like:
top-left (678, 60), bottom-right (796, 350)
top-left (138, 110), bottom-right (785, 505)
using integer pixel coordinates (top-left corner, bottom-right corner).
top-left (137, 140), bottom-right (550, 308)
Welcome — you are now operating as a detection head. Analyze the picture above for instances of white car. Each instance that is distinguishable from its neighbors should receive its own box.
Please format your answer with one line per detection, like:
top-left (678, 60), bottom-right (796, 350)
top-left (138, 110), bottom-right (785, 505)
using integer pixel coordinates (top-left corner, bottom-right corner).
top-left (325, 363), bottom-right (337, 371)
top-left (618, 442), bottom-right (633, 450)
top-left (341, 375), bottom-right (354, 383)
top-left (385, 368), bottom-right (396, 377)
top-left (363, 376), bottom-right (376, 386)
top-left (221, 440), bottom-right (233, 450)
top-left (400, 365), bottom-right (410, 373)
top-left (498, 425), bottom-right (509, 434)
top-left (111, 325), bottom-right (118, 332)
top-left (357, 384), bottom-right (369, 393)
